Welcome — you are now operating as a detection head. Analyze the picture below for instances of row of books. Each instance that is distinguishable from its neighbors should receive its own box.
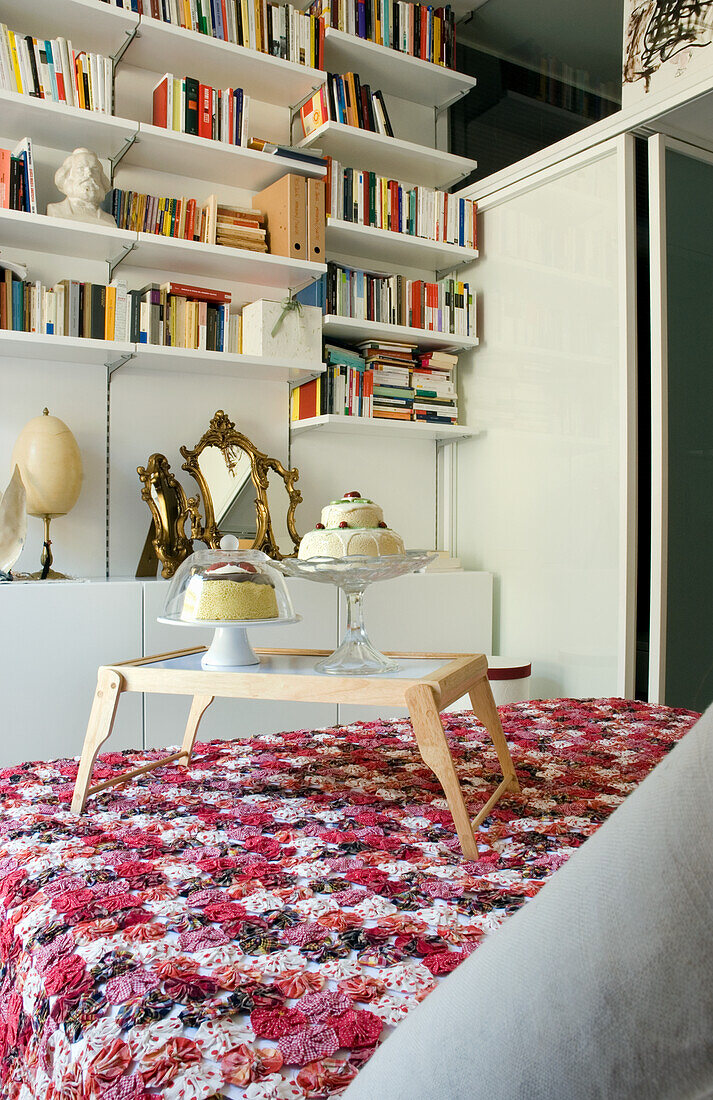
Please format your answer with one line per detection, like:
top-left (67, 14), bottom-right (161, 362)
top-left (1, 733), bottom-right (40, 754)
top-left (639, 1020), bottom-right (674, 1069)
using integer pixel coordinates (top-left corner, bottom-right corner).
top-left (106, 0), bottom-right (325, 69)
top-left (0, 23), bottom-right (112, 113)
top-left (297, 262), bottom-right (476, 337)
top-left (153, 74), bottom-right (250, 146)
top-left (0, 139), bottom-right (37, 215)
top-left (110, 189), bottom-right (267, 252)
top-left (308, 0), bottom-right (457, 69)
top-left (291, 341), bottom-right (459, 423)
top-left (300, 74), bottom-right (393, 137)
top-left (0, 267), bottom-right (241, 353)
top-left (326, 158), bottom-right (477, 248)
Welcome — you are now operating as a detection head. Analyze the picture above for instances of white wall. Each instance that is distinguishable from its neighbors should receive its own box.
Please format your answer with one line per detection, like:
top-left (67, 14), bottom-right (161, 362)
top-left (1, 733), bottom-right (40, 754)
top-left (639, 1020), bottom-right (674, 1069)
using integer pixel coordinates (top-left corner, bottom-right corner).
top-left (454, 143), bottom-right (631, 698)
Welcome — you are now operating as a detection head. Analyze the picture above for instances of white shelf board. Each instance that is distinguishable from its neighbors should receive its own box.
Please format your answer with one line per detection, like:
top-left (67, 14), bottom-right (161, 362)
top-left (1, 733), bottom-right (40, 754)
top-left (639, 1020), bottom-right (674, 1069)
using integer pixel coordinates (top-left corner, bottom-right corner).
top-left (322, 314), bottom-right (479, 351)
top-left (0, 89), bottom-right (137, 159)
top-left (323, 29), bottom-right (476, 110)
top-left (297, 122), bottom-right (476, 189)
top-left (0, 330), bottom-right (132, 365)
top-left (127, 345), bottom-right (325, 383)
top-left (131, 17), bottom-right (325, 108)
top-left (126, 124), bottom-right (325, 189)
top-left (290, 413), bottom-right (473, 442)
top-left (0, 209), bottom-right (137, 264)
top-left (326, 218), bottom-right (478, 269)
top-left (128, 232), bottom-right (326, 287)
top-left (0, 0), bottom-right (138, 56)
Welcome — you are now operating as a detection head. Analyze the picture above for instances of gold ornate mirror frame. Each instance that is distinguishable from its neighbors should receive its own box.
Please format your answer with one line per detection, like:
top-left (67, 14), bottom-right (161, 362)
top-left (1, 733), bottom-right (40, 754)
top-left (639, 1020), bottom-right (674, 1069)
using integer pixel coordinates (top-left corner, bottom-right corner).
top-left (136, 453), bottom-right (195, 579)
top-left (180, 410), bottom-right (302, 561)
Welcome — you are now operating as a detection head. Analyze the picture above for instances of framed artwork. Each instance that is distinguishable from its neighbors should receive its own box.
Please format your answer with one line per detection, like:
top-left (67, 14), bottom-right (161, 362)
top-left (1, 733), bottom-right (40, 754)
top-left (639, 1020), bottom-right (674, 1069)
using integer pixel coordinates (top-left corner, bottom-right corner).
top-left (623, 1), bottom-right (713, 104)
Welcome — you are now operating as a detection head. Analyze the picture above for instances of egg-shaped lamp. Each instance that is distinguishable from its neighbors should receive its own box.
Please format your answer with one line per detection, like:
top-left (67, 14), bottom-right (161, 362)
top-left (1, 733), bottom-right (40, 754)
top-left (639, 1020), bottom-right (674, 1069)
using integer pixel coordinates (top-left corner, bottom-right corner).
top-left (11, 408), bottom-right (83, 578)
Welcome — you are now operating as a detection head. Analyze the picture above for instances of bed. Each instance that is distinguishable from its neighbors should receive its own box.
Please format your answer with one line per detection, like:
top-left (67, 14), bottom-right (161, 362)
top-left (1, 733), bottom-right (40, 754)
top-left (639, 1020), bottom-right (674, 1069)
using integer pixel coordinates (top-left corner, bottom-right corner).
top-left (0, 698), bottom-right (697, 1100)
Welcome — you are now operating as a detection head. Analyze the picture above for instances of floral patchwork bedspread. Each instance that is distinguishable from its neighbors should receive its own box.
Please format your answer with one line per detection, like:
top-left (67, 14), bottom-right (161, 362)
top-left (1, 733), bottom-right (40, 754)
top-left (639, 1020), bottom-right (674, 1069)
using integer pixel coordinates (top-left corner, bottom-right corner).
top-left (0, 698), bottom-right (697, 1099)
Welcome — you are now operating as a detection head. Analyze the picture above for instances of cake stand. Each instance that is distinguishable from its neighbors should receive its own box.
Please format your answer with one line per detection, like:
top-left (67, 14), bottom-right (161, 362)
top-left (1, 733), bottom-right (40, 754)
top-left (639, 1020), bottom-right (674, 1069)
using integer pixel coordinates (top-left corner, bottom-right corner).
top-left (157, 614), bottom-right (301, 669)
top-left (277, 552), bottom-right (436, 675)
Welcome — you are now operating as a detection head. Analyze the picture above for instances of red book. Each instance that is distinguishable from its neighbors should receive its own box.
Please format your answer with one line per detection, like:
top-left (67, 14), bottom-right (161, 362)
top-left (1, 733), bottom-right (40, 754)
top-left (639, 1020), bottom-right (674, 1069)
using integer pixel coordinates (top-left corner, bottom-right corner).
top-left (152, 73), bottom-right (171, 127)
top-left (173, 198), bottom-right (182, 237)
top-left (185, 198), bottom-right (196, 240)
top-left (412, 280), bottom-right (423, 329)
top-left (198, 84), bottom-right (212, 139)
top-left (298, 378), bottom-right (318, 419)
top-left (220, 0), bottom-right (229, 38)
top-left (162, 281), bottom-right (231, 303)
top-left (0, 150), bottom-right (11, 210)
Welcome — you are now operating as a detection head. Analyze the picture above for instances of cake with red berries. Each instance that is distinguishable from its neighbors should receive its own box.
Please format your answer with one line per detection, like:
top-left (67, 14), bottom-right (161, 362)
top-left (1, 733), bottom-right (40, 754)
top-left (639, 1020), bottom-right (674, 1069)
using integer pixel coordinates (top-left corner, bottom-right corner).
top-left (180, 560), bottom-right (279, 620)
top-left (298, 491), bottom-right (405, 559)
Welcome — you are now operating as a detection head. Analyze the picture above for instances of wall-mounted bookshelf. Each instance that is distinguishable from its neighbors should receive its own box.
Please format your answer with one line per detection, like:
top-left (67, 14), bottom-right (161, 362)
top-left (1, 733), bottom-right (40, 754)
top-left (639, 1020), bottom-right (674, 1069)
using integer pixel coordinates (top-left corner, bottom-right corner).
top-left (290, 413), bottom-right (474, 442)
top-left (0, 89), bottom-right (136, 159)
top-left (322, 28), bottom-right (476, 110)
top-left (298, 121), bottom-right (477, 189)
top-left (128, 16), bottom-right (324, 107)
top-left (0, 330), bottom-right (133, 366)
top-left (322, 314), bottom-right (478, 351)
top-left (326, 217), bottom-right (479, 270)
top-left (0, 0), bottom-right (138, 56)
top-left (127, 345), bottom-right (325, 383)
top-left (128, 233), bottom-right (325, 287)
top-left (0, 209), bottom-right (136, 263)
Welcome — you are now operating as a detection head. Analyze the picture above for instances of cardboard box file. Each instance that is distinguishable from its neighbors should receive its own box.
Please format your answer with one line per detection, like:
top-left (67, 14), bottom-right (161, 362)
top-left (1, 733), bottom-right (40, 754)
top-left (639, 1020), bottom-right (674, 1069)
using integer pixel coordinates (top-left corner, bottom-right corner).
top-left (252, 174), bottom-right (306, 258)
top-left (241, 298), bottom-right (322, 361)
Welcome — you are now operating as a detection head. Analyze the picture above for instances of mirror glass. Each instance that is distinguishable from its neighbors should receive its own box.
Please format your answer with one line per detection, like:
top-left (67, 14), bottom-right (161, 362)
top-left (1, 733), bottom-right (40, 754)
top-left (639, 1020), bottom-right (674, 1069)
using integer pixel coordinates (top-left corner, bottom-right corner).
top-left (196, 443), bottom-right (257, 539)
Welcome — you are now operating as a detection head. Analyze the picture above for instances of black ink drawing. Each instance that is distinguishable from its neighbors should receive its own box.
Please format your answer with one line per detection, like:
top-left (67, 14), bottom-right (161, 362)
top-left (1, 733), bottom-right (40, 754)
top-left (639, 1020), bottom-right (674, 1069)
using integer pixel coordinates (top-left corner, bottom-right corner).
top-left (624, 0), bottom-right (713, 91)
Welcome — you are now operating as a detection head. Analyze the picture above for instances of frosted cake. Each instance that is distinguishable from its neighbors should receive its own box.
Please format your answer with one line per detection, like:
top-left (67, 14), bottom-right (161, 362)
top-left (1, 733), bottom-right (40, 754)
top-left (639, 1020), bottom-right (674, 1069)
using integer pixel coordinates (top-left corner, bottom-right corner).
top-left (298, 491), bottom-right (405, 559)
top-left (180, 561), bottom-right (279, 620)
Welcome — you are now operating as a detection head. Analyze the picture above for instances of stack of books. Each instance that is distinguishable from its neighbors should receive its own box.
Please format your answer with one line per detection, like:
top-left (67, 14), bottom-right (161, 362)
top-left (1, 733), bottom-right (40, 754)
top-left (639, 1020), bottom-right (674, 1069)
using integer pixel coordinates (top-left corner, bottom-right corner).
top-left (308, 0), bottom-right (457, 68)
top-left (110, 189), bottom-right (267, 252)
top-left (0, 24), bottom-right (113, 112)
top-left (326, 157), bottom-right (477, 248)
top-left (412, 349), bottom-right (458, 424)
top-left (297, 261), bottom-right (476, 338)
top-left (132, 0), bottom-right (324, 69)
top-left (133, 281), bottom-right (240, 351)
top-left (360, 340), bottom-right (415, 420)
top-left (152, 74), bottom-right (250, 146)
top-left (291, 343), bottom-right (371, 420)
top-left (300, 75), bottom-right (393, 137)
top-left (0, 138), bottom-right (36, 214)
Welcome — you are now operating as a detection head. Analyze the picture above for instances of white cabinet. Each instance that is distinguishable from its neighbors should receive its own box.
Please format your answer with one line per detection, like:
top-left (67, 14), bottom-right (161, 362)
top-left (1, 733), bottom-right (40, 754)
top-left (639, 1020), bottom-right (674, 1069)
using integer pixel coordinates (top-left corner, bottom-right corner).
top-left (0, 580), bottom-right (143, 768)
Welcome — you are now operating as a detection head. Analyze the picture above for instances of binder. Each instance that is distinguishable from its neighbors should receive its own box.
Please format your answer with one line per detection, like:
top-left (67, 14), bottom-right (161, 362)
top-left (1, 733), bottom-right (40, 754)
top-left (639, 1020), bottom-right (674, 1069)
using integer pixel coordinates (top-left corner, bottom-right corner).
top-left (251, 173), bottom-right (306, 259)
top-left (307, 178), bottom-right (325, 262)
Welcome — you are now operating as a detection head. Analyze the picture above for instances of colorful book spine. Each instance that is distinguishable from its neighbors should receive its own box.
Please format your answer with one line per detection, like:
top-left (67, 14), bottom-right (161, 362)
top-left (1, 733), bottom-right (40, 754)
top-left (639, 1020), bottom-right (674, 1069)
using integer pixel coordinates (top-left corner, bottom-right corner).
top-left (0, 24), bottom-right (112, 112)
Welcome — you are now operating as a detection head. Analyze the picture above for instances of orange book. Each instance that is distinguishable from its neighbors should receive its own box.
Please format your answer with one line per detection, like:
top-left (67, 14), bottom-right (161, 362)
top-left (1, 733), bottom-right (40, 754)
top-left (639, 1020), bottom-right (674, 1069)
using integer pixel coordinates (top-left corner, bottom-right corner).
top-left (299, 87), bottom-right (328, 137)
top-left (104, 284), bottom-right (116, 341)
top-left (0, 150), bottom-right (11, 210)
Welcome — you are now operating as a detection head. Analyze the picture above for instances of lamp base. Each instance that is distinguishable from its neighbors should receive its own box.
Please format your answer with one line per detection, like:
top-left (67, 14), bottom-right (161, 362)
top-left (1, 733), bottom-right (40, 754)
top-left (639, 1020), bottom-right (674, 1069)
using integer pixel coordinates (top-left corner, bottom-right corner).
top-left (28, 568), bottom-right (71, 580)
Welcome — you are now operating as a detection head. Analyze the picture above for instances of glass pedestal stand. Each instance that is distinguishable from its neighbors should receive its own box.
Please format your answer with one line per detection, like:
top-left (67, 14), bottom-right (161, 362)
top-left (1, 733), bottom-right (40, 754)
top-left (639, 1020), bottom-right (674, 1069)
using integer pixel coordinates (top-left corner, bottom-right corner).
top-left (157, 615), bottom-right (301, 668)
top-left (277, 552), bottom-right (437, 675)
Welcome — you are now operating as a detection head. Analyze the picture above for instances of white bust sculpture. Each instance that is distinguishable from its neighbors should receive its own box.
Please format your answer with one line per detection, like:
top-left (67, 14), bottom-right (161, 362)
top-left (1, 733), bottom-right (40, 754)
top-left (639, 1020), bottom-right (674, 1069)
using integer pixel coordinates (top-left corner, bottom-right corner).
top-left (47, 147), bottom-right (116, 227)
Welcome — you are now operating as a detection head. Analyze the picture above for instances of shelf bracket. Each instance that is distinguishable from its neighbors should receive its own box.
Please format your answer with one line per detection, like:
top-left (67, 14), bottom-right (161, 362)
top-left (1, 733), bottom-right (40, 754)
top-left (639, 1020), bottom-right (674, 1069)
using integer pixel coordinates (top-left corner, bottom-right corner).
top-left (108, 241), bottom-right (138, 280)
top-left (436, 258), bottom-right (476, 281)
top-left (109, 132), bottom-right (138, 183)
top-left (106, 351), bottom-right (135, 378)
top-left (111, 23), bottom-right (141, 69)
top-left (435, 85), bottom-right (473, 116)
top-left (289, 86), bottom-right (321, 134)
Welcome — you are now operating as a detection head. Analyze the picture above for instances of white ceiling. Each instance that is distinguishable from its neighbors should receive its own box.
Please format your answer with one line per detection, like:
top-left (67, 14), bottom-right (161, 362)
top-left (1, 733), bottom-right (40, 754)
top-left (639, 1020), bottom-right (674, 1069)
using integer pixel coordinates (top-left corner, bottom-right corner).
top-left (458, 0), bottom-right (624, 89)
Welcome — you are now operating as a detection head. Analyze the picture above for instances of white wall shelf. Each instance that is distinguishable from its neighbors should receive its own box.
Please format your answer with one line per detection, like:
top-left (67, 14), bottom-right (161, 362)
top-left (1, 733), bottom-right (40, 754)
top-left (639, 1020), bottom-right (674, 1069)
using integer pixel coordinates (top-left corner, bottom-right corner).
top-left (298, 122), bottom-right (477, 189)
top-left (130, 17), bottom-right (325, 108)
top-left (326, 217), bottom-right (478, 269)
top-left (0, 330), bottom-right (133, 365)
top-left (0, 89), bottom-right (137, 159)
top-left (322, 314), bottom-right (479, 350)
top-left (0, 0), bottom-right (138, 57)
top-left (290, 413), bottom-right (473, 442)
top-left (126, 123), bottom-right (326, 188)
top-left (128, 344), bottom-right (325, 383)
top-left (0, 209), bottom-right (137, 264)
top-left (129, 232), bottom-right (326, 287)
top-left (322, 28), bottom-right (476, 110)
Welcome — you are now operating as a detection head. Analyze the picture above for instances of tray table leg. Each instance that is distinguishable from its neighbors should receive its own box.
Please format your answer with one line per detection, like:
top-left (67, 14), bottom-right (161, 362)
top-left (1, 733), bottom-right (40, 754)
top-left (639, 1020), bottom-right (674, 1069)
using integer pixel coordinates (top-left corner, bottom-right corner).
top-left (468, 674), bottom-right (521, 809)
top-left (180, 695), bottom-right (214, 764)
top-left (406, 682), bottom-right (480, 860)
top-left (70, 669), bottom-right (123, 815)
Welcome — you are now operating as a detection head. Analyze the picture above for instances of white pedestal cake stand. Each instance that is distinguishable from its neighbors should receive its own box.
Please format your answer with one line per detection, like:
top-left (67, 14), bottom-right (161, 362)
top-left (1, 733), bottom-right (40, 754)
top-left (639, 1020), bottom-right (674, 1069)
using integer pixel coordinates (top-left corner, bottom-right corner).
top-left (157, 614), bottom-right (301, 668)
top-left (277, 552), bottom-right (436, 674)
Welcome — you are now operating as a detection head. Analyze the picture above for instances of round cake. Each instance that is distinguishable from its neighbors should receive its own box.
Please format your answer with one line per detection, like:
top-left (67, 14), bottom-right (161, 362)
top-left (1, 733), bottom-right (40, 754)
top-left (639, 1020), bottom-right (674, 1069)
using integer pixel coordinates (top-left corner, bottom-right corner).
top-left (180, 561), bottom-right (279, 621)
top-left (298, 490), bottom-right (405, 559)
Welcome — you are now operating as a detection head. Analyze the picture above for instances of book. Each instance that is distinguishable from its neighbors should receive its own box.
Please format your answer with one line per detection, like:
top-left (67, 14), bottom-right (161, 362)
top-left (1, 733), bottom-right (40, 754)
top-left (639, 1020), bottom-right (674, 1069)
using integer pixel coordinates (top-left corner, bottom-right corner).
top-left (299, 73), bottom-right (393, 137)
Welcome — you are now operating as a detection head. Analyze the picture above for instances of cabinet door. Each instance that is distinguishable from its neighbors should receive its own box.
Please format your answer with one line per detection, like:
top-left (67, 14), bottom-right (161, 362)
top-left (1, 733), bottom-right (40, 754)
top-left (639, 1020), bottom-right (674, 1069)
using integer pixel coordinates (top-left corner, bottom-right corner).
top-left (454, 136), bottom-right (638, 700)
top-left (0, 581), bottom-right (143, 767)
top-left (142, 578), bottom-right (339, 748)
top-left (648, 136), bottom-right (713, 710)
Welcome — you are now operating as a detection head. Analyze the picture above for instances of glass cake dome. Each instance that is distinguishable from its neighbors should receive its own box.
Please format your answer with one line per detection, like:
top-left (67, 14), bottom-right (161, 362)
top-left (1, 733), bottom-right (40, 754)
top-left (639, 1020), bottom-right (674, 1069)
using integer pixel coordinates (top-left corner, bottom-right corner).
top-left (162, 548), bottom-right (295, 624)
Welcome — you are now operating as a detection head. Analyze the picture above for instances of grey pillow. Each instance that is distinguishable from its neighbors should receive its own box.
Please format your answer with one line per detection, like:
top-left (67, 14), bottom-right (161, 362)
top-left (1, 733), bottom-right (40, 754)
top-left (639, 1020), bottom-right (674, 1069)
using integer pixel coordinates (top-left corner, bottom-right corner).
top-left (344, 703), bottom-right (713, 1100)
